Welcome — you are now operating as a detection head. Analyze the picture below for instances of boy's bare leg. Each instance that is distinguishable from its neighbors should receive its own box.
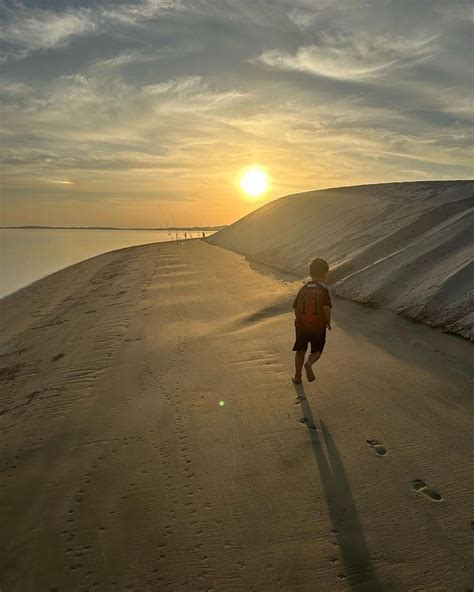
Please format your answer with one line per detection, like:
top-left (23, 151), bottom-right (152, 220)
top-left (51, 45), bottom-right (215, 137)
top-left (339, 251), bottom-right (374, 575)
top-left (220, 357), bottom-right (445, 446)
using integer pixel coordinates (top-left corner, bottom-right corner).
top-left (304, 352), bottom-right (321, 382)
top-left (293, 351), bottom-right (306, 384)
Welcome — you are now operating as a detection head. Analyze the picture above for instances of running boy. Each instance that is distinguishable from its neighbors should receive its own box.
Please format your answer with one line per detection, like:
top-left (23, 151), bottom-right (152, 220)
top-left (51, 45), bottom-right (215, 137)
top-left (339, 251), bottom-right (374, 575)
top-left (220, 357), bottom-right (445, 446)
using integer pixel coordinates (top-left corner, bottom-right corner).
top-left (292, 258), bottom-right (332, 384)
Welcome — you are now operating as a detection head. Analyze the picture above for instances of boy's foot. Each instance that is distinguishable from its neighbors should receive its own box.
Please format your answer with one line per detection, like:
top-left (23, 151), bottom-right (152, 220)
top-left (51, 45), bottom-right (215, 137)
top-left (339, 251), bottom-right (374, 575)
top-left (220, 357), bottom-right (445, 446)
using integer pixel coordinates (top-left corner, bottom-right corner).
top-left (304, 363), bottom-right (316, 382)
top-left (292, 376), bottom-right (302, 384)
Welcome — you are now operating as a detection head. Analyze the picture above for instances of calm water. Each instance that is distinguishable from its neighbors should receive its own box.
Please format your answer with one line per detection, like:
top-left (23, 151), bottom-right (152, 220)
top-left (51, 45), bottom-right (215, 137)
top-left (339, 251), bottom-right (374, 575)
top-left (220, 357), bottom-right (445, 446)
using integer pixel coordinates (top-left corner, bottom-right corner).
top-left (0, 228), bottom-right (210, 298)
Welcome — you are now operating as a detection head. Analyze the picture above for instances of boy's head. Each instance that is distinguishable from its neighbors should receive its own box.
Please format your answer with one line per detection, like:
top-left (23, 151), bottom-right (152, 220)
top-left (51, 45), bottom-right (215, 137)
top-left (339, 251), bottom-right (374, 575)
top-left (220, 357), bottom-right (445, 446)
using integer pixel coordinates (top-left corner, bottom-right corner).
top-left (309, 257), bottom-right (329, 281)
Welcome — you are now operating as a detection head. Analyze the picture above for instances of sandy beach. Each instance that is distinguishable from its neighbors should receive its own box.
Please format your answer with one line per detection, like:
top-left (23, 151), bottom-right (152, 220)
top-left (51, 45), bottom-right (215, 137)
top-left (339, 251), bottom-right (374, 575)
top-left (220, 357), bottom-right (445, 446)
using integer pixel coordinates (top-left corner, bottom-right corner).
top-left (1, 239), bottom-right (473, 591)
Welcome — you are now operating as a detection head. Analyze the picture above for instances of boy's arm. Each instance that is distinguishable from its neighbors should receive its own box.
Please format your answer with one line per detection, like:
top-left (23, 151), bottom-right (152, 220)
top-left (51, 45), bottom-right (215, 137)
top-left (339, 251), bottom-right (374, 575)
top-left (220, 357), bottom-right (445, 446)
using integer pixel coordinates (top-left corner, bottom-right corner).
top-left (323, 306), bottom-right (331, 330)
top-left (293, 286), bottom-right (304, 314)
top-left (322, 285), bottom-right (332, 329)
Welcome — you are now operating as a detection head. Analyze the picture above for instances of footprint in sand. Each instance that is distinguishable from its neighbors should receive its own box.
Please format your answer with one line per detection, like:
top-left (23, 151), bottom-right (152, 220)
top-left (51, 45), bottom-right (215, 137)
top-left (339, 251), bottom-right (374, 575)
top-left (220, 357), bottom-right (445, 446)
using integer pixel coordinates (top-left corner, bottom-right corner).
top-left (412, 479), bottom-right (442, 501)
top-left (0, 363), bottom-right (24, 382)
top-left (298, 417), bottom-right (317, 431)
top-left (366, 439), bottom-right (387, 456)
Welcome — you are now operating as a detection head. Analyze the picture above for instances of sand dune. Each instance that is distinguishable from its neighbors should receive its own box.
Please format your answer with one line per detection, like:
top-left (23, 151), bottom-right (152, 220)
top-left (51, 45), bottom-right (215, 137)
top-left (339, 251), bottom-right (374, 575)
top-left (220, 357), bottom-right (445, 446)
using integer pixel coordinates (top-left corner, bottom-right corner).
top-left (208, 181), bottom-right (474, 339)
top-left (1, 240), bottom-right (473, 591)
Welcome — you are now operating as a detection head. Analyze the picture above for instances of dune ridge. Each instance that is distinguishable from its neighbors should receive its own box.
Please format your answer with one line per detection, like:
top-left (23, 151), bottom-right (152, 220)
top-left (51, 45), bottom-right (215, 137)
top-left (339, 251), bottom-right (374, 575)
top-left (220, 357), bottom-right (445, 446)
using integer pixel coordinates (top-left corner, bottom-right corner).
top-left (208, 181), bottom-right (474, 339)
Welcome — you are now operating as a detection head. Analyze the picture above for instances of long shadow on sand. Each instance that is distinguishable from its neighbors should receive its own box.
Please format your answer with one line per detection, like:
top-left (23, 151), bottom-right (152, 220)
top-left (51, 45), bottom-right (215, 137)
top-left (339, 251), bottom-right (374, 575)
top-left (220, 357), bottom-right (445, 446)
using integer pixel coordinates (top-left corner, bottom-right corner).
top-left (293, 383), bottom-right (382, 591)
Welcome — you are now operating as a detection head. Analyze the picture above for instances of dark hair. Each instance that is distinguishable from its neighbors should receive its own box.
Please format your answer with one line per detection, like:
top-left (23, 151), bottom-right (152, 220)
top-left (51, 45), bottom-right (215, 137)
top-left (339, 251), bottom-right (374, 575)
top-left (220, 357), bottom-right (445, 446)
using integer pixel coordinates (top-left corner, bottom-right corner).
top-left (309, 257), bottom-right (329, 278)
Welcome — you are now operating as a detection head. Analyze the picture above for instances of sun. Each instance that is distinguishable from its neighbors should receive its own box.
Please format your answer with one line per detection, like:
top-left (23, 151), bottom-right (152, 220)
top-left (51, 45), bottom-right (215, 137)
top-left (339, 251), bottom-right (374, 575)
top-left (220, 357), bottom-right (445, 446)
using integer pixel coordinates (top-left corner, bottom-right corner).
top-left (240, 167), bottom-right (268, 199)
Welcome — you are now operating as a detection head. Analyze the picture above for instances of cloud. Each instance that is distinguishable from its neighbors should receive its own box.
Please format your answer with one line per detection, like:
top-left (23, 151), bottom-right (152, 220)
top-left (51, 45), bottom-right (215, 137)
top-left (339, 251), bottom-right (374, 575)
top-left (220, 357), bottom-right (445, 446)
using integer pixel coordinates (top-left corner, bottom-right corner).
top-left (100, 0), bottom-right (182, 24)
top-left (256, 32), bottom-right (437, 81)
top-left (0, 0), bottom-right (181, 61)
top-left (0, 5), bottom-right (95, 52)
top-left (90, 50), bottom-right (161, 69)
top-left (0, 78), bottom-right (31, 96)
top-left (286, 1), bottom-right (361, 30)
top-left (143, 76), bottom-right (249, 112)
top-left (0, 71), bottom-right (251, 184)
top-left (43, 178), bottom-right (74, 184)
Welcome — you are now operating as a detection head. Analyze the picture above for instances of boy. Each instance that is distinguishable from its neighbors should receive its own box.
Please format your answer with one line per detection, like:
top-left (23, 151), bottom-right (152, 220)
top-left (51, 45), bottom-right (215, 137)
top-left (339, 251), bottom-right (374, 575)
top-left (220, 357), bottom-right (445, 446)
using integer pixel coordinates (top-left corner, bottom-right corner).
top-left (292, 258), bottom-right (332, 384)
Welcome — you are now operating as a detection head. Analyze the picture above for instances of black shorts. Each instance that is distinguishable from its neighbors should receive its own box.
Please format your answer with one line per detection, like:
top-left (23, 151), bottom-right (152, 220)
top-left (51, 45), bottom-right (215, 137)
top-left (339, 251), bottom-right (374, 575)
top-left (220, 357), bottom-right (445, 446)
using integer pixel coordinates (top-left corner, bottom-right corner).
top-left (292, 329), bottom-right (326, 354)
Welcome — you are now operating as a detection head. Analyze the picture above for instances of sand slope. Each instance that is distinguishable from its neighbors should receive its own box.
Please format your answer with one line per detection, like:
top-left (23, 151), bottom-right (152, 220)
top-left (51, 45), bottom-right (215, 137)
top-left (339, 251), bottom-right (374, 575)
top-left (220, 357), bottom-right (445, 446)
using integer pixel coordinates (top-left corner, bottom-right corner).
top-left (1, 240), bottom-right (473, 591)
top-left (208, 181), bottom-right (474, 339)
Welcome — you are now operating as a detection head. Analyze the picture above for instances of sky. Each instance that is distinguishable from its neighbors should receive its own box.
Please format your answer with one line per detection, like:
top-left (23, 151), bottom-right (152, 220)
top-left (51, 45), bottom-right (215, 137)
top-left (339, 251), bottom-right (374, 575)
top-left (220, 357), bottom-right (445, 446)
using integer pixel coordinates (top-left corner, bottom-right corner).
top-left (1, 0), bottom-right (473, 227)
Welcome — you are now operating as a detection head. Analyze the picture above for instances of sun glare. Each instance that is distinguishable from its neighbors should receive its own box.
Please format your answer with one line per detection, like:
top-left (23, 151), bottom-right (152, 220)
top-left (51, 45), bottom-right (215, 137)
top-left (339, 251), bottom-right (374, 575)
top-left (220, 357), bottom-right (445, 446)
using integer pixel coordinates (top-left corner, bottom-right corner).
top-left (240, 167), bottom-right (268, 199)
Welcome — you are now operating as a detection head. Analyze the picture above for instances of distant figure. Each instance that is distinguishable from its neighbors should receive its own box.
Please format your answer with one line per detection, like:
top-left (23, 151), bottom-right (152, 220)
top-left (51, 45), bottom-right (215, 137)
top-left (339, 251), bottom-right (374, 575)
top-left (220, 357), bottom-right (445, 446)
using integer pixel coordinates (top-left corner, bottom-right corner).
top-left (202, 231), bottom-right (206, 238)
top-left (185, 232), bottom-right (187, 240)
top-left (292, 258), bottom-right (332, 384)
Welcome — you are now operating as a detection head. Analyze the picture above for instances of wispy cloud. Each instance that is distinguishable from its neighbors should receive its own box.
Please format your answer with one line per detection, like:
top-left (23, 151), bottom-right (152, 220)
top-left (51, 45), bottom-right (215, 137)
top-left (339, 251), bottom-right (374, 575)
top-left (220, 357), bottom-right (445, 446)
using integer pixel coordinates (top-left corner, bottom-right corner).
top-left (90, 50), bottom-right (160, 69)
top-left (0, 0), bottom-right (181, 61)
top-left (256, 33), bottom-right (437, 81)
top-left (100, 0), bottom-right (182, 24)
top-left (286, 1), bottom-right (360, 30)
top-left (0, 71), bottom-right (251, 191)
top-left (0, 5), bottom-right (95, 52)
top-left (43, 178), bottom-right (74, 185)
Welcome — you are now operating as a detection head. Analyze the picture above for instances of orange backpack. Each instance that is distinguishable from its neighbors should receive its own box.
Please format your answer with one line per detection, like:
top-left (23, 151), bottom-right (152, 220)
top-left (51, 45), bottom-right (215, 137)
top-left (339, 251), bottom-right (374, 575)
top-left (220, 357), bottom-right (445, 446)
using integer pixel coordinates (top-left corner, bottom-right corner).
top-left (294, 283), bottom-right (327, 332)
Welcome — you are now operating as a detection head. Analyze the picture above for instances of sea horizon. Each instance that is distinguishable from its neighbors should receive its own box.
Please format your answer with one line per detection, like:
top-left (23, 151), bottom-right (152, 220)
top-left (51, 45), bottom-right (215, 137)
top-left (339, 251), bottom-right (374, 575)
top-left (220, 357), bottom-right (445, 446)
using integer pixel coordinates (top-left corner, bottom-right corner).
top-left (1, 224), bottom-right (225, 230)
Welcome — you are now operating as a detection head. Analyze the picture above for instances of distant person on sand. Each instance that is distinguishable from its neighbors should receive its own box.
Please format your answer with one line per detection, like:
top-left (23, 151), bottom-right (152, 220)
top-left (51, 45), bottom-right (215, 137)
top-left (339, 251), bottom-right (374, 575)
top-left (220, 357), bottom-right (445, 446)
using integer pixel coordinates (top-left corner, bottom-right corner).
top-left (202, 231), bottom-right (206, 238)
top-left (292, 258), bottom-right (332, 384)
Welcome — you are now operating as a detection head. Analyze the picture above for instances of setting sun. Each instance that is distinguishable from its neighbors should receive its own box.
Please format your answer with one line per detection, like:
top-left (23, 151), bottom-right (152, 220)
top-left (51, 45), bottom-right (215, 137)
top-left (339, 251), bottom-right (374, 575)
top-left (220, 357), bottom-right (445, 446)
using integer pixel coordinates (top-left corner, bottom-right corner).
top-left (240, 167), bottom-right (268, 199)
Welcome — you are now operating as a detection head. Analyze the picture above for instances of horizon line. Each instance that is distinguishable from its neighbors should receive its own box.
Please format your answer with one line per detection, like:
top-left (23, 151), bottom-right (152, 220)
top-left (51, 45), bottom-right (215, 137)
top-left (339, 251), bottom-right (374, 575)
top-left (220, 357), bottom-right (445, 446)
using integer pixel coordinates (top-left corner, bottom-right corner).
top-left (0, 225), bottom-right (226, 231)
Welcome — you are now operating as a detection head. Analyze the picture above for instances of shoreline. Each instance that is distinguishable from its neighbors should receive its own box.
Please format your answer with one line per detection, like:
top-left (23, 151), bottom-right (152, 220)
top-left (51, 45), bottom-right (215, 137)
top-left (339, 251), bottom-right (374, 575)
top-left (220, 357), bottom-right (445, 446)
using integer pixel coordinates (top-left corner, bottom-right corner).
top-left (0, 240), bottom-right (165, 303)
top-left (0, 231), bottom-right (207, 300)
